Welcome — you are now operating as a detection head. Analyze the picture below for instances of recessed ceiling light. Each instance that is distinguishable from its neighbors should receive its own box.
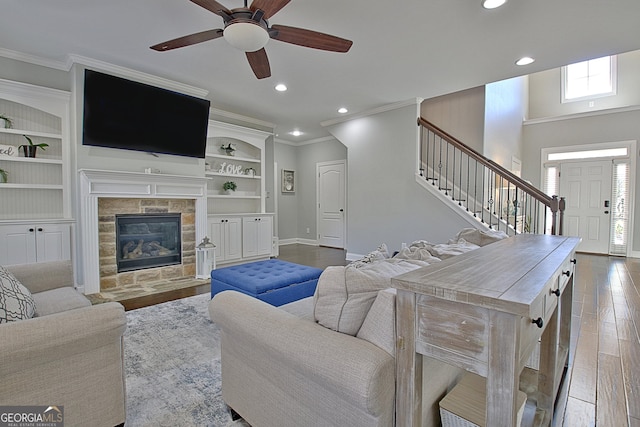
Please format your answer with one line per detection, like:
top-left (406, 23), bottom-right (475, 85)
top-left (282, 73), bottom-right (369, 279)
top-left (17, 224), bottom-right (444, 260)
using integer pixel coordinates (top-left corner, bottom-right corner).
top-left (289, 130), bottom-right (303, 137)
top-left (338, 107), bottom-right (348, 114)
top-left (275, 83), bottom-right (287, 92)
top-left (516, 56), bottom-right (535, 66)
top-left (482, 0), bottom-right (507, 9)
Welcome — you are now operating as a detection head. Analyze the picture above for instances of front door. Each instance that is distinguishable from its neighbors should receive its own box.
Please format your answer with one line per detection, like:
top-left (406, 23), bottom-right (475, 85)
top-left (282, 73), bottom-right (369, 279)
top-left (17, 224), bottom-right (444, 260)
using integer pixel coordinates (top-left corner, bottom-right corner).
top-left (317, 161), bottom-right (346, 248)
top-left (560, 159), bottom-right (612, 254)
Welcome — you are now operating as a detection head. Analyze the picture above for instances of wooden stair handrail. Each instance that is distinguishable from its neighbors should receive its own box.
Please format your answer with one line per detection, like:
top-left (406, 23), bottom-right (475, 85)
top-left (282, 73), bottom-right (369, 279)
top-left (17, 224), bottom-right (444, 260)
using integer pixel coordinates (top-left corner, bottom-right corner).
top-left (418, 117), bottom-right (554, 206)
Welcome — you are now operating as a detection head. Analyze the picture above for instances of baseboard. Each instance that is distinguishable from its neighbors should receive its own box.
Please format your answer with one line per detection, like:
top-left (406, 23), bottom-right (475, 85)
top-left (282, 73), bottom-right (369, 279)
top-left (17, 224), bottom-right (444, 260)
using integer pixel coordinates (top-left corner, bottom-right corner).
top-left (346, 252), bottom-right (364, 262)
top-left (278, 238), bottom-right (318, 246)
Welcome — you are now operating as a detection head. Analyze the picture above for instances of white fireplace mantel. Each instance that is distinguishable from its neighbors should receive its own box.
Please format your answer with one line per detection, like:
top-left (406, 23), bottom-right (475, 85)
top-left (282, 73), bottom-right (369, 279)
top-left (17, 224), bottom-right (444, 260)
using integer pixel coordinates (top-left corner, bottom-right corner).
top-left (78, 169), bottom-right (208, 295)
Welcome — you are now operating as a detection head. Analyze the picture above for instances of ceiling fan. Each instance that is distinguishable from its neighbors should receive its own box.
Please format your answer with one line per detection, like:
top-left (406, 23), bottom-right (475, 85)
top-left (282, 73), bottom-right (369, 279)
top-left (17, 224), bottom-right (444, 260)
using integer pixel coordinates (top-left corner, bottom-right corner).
top-left (150, 0), bottom-right (353, 79)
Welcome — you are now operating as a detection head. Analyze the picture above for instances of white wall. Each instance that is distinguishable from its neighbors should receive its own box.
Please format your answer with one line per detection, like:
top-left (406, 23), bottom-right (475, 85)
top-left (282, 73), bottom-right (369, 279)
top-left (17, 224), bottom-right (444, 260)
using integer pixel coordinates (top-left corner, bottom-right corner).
top-left (484, 76), bottom-right (527, 169)
top-left (529, 50), bottom-right (640, 119)
top-left (326, 102), bottom-right (471, 256)
top-left (420, 86), bottom-right (485, 153)
top-left (523, 110), bottom-right (640, 252)
top-left (274, 139), bottom-right (346, 242)
top-left (274, 143), bottom-right (298, 240)
top-left (0, 56), bottom-right (69, 91)
top-left (524, 50), bottom-right (640, 253)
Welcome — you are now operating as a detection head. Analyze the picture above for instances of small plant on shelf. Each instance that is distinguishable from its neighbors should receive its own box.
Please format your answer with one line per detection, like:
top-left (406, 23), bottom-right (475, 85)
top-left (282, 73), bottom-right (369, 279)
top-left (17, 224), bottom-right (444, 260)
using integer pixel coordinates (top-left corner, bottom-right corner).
top-left (0, 168), bottom-right (7, 183)
top-left (0, 114), bottom-right (13, 129)
top-left (223, 181), bottom-right (237, 194)
top-left (19, 135), bottom-right (48, 158)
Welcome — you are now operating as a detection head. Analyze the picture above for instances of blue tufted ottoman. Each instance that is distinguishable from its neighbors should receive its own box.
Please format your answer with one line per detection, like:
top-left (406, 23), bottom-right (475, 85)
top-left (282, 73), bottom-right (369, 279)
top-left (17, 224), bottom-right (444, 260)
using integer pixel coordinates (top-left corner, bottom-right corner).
top-left (210, 259), bottom-right (323, 306)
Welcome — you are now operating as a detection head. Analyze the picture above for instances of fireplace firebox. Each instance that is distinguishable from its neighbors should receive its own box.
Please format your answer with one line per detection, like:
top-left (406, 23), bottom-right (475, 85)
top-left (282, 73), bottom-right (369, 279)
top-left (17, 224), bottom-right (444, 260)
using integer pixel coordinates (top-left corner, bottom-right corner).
top-left (115, 213), bottom-right (181, 273)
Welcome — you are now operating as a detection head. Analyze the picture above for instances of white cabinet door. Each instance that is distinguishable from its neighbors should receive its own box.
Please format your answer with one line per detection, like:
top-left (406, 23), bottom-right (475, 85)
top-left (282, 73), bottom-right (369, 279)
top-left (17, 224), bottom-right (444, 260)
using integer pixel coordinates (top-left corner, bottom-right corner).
top-left (0, 223), bottom-right (70, 265)
top-left (209, 217), bottom-right (242, 262)
top-left (225, 217), bottom-right (242, 261)
top-left (242, 217), bottom-right (259, 258)
top-left (256, 216), bottom-right (272, 256)
top-left (242, 216), bottom-right (272, 258)
top-left (36, 223), bottom-right (71, 262)
top-left (0, 225), bottom-right (37, 265)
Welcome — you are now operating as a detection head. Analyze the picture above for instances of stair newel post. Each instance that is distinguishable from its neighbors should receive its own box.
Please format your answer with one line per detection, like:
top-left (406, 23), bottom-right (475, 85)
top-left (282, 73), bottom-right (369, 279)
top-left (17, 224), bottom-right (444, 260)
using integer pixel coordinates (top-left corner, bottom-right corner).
top-left (550, 195), bottom-right (559, 235)
top-left (558, 196), bottom-right (566, 236)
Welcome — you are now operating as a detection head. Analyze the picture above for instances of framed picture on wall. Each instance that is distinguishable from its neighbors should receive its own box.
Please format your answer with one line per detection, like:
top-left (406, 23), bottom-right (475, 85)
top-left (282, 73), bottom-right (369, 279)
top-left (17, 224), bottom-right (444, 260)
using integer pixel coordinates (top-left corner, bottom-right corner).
top-left (282, 169), bottom-right (295, 193)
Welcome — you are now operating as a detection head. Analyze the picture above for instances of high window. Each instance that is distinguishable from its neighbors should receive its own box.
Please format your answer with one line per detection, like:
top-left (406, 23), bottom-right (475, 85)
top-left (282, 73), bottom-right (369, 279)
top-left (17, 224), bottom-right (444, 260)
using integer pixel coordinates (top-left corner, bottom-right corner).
top-left (561, 55), bottom-right (617, 102)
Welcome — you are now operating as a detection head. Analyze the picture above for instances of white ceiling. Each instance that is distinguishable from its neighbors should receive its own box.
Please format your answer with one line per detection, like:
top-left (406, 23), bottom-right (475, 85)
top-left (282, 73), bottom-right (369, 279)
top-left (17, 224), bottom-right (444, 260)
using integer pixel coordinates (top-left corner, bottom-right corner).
top-left (2, 0), bottom-right (640, 143)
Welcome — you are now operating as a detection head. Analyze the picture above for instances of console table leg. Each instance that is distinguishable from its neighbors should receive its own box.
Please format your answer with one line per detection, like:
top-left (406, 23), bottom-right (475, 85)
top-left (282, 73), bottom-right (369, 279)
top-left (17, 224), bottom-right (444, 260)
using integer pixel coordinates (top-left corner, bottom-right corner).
top-left (487, 310), bottom-right (521, 426)
top-left (396, 290), bottom-right (422, 427)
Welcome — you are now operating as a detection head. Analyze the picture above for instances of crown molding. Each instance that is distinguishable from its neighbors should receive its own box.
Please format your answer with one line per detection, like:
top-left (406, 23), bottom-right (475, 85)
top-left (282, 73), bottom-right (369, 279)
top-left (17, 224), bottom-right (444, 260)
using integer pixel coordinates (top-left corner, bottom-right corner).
top-left (209, 107), bottom-right (274, 131)
top-left (275, 135), bottom-right (338, 146)
top-left (523, 104), bottom-right (640, 125)
top-left (0, 47), bottom-right (68, 71)
top-left (67, 54), bottom-right (209, 98)
top-left (321, 98), bottom-right (423, 127)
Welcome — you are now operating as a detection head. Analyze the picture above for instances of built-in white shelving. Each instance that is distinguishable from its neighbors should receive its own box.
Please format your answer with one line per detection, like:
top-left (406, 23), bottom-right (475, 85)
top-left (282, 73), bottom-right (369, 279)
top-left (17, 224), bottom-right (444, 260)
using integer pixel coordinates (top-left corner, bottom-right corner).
top-left (0, 78), bottom-right (71, 221)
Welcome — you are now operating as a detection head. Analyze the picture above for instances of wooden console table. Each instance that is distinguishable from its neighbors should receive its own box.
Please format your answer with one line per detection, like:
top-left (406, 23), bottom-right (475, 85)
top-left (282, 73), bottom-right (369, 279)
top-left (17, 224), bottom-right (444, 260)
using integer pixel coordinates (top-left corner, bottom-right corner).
top-left (392, 234), bottom-right (580, 427)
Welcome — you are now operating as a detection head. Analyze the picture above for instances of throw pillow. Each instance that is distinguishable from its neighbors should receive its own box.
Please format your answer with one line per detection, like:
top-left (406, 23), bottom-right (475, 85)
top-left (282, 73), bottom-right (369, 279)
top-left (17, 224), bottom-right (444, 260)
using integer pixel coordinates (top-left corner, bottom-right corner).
top-left (350, 243), bottom-right (390, 268)
top-left (449, 227), bottom-right (508, 247)
top-left (314, 259), bottom-right (426, 335)
top-left (356, 288), bottom-right (397, 357)
top-left (0, 265), bottom-right (37, 323)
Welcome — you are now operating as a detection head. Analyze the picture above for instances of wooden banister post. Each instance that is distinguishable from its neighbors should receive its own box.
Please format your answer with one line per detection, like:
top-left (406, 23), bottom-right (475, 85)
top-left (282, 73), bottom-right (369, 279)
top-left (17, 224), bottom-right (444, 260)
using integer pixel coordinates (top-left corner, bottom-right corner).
top-left (558, 196), bottom-right (566, 236)
top-left (550, 196), bottom-right (559, 235)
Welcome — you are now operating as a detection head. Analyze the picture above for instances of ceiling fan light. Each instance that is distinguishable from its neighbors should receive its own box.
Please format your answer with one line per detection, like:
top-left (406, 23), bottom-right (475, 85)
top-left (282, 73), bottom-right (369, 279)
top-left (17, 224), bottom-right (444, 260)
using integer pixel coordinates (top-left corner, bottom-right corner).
top-left (223, 22), bottom-right (269, 52)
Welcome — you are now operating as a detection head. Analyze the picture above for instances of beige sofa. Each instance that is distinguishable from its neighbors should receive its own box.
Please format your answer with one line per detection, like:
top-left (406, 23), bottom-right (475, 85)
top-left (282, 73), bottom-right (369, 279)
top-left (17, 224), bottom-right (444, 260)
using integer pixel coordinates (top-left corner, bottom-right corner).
top-left (209, 229), bottom-right (509, 427)
top-left (0, 261), bottom-right (127, 427)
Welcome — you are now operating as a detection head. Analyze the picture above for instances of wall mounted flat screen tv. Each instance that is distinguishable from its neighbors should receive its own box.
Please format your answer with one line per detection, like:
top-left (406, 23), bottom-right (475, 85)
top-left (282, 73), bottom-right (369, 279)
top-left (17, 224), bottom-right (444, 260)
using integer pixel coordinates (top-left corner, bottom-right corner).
top-left (82, 69), bottom-right (210, 158)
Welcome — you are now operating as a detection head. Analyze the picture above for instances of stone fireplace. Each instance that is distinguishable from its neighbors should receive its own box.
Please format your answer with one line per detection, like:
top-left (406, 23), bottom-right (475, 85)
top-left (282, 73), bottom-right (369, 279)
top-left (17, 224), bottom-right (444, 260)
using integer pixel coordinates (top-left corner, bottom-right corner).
top-left (98, 199), bottom-right (195, 290)
top-left (78, 169), bottom-right (208, 295)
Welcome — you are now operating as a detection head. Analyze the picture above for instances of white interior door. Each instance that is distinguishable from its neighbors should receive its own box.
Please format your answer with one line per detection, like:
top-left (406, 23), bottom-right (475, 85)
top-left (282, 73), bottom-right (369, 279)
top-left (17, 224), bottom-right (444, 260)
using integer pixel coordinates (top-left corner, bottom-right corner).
top-left (317, 161), bottom-right (346, 248)
top-left (560, 160), bottom-right (612, 254)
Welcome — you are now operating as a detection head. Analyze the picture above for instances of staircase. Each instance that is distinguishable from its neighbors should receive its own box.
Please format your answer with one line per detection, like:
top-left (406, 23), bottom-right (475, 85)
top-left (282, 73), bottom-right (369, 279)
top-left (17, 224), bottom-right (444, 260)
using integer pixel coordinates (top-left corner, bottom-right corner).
top-left (417, 117), bottom-right (564, 236)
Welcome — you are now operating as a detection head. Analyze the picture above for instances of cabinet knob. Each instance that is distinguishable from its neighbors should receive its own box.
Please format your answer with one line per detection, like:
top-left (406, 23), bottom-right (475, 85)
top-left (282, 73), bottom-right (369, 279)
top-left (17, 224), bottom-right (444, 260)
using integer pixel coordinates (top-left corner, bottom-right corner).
top-left (532, 317), bottom-right (544, 329)
top-left (551, 288), bottom-right (560, 297)
top-left (570, 259), bottom-right (577, 264)
top-left (38, 228), bottom-right (43, 232)
top-left (563, 271), bottom-right (570, 277)
top-left (29, 228), bottom-right (35, 232)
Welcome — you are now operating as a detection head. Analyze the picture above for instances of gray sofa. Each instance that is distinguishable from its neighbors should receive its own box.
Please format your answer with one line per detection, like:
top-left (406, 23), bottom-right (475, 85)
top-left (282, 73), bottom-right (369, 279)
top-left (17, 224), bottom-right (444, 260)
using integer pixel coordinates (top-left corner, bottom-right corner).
top-left (0, 261), bottom-right (127, 427)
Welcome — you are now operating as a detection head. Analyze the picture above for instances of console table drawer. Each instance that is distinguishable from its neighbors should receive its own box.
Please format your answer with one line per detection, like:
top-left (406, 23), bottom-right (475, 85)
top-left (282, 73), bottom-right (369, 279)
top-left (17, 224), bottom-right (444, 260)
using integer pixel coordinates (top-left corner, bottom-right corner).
top-left (415, 295), bottom-right (489, 375)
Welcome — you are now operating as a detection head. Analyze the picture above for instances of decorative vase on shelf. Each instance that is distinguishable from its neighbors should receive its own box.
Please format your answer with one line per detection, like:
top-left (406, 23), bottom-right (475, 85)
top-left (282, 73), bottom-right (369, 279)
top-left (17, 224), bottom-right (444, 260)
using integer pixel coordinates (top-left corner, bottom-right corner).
top-left (21, 145), bottom-right (38, 158)
top-left (221, 143), bottom-right (236, 156)
top-left (0, 115), bottom-right (12, 129)
top-left (19, 135), bottom-right (48, 158)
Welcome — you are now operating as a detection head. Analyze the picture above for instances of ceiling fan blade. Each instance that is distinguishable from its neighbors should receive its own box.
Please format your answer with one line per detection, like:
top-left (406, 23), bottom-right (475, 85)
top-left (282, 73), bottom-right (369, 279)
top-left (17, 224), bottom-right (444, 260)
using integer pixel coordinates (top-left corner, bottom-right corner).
top-left (270, 25), bottom-right (352, 53)
top-left (189, 0), bottom-right (232, 17)
top-left (246, 49), bottom-right (271, 79)
top-left (250, 0), bottom-right (290, 19)
top-left (150, 29), bottom-right (224, 51)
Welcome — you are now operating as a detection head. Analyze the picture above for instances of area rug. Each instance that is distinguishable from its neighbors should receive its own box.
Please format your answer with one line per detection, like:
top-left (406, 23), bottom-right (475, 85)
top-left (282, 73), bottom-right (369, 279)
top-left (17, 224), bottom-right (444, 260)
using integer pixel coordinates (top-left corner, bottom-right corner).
top-left (124, 293), bottom-right (249, 427)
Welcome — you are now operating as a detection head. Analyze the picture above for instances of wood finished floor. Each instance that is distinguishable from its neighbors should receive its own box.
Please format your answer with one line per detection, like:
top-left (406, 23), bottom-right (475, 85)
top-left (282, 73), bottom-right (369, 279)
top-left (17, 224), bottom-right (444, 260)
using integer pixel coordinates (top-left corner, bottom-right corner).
top-left (556, 253), bottom-right (640, 427)
top-left (120, 246), bottom-right (640, 426)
